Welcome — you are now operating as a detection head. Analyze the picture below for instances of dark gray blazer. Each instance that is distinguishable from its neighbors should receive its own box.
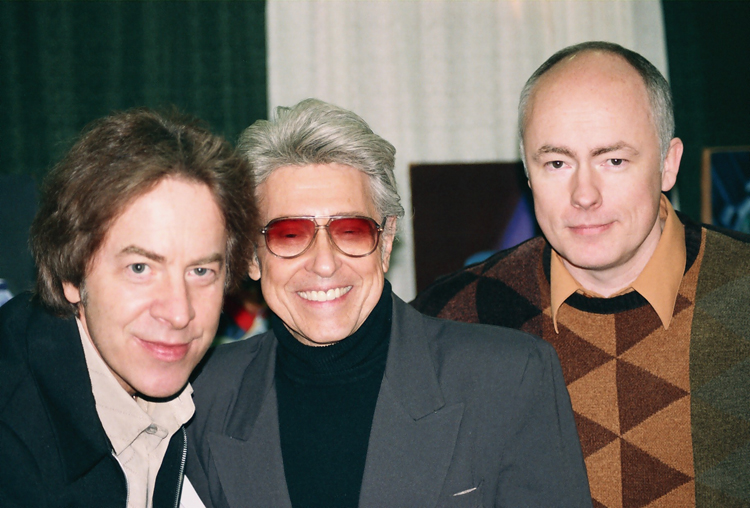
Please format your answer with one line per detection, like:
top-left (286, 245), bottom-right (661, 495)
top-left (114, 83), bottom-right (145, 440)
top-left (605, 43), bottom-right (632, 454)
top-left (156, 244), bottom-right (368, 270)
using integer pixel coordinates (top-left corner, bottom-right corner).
top-left (186, 295), bottom-right (591, 507)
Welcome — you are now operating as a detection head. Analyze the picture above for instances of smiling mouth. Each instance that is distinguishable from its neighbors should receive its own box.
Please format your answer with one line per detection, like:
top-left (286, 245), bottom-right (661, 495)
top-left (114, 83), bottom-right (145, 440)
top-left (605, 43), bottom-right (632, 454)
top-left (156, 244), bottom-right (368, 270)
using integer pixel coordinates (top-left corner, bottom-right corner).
top-left (137, 338), bottom-right (191, 362)
top-left (297, 286), bottom-right (353, 302)
top-left (569, 223), bottom-right (613, 235)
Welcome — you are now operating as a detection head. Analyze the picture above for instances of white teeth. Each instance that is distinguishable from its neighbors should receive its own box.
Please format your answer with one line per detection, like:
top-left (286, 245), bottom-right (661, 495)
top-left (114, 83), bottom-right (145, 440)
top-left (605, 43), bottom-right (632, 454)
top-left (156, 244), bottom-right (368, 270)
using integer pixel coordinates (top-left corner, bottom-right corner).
top-left (298, 286), bottom-right (352, 302)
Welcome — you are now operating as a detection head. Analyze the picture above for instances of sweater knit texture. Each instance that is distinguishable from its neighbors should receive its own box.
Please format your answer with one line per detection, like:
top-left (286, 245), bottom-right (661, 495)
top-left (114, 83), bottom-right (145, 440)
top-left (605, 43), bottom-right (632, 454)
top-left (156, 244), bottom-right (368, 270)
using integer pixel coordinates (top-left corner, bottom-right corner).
top-left (412, 218), bottom-right (750, 508)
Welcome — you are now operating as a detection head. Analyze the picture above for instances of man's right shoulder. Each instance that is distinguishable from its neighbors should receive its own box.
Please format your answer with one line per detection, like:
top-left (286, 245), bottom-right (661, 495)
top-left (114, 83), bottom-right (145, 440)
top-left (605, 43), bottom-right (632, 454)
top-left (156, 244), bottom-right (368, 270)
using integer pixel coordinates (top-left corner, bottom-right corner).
top-left (0, 294), bottom-right (74, 410)
top-left (0, 293), bottom-right (40, 377)
top-left (411, 236), bottom-right (548, 323)
top-left (0, 292), bottom-right (36, 332)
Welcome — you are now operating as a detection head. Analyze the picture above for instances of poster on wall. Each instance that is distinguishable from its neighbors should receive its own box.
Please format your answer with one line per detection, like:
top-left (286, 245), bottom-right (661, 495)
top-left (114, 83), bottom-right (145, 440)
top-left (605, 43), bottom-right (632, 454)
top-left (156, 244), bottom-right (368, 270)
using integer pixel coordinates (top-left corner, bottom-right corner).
top-left (701, 147), bottom-right (750, 233)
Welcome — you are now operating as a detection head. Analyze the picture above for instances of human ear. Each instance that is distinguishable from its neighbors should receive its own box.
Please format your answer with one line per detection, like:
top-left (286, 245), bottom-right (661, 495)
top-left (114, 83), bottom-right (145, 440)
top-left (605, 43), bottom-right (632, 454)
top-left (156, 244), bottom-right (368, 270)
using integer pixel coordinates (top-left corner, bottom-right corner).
top-left (380, 217), bottom-right (397, 273)
top-left (62, 282), bottom-right (82, 305)
top-left (661, 138), bottom-right (683, 192)
top-left (248, 253), bottom-right (261, 281)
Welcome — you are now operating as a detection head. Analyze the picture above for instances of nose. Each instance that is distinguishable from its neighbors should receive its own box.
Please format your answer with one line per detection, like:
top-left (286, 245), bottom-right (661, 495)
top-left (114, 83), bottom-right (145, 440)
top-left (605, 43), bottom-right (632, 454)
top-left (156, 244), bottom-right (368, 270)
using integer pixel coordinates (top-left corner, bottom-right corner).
top-left (150, 275), bottom-right (195, 329)
top-left (306, 227), bottom-right (340, 277)
top-left (570, 165), bottom-right (602, 210)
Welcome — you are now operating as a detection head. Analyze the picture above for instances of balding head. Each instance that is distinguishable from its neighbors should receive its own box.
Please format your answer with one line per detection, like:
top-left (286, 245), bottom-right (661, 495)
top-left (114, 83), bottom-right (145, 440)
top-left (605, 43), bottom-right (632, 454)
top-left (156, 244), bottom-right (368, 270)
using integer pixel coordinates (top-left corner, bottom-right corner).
top-left (518, 41), bottom-right (674, 170)
top-left (519, 43), bottom-right (683, 295)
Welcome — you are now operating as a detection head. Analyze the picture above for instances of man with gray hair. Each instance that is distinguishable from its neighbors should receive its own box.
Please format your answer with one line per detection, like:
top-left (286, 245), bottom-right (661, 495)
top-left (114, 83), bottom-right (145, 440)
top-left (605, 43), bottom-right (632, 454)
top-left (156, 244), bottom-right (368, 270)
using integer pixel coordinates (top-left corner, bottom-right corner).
top-left (413, 41), bottom-right (750, 506)
top-left (185, 98), bottom-right (591, 507)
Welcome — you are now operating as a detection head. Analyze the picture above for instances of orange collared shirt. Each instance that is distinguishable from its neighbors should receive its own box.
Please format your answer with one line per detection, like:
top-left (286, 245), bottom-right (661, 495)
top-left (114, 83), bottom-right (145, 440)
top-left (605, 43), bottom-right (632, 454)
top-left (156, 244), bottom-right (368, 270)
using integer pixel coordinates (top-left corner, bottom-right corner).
top-left (550, 194), bottom-right (686, 333)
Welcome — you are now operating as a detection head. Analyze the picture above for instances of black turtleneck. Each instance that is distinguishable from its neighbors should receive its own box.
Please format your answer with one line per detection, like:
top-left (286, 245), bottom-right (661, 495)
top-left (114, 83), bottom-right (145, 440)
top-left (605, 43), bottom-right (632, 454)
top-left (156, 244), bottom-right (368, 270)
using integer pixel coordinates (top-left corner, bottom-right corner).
top-left (274, 281), bottom-right (392, 508)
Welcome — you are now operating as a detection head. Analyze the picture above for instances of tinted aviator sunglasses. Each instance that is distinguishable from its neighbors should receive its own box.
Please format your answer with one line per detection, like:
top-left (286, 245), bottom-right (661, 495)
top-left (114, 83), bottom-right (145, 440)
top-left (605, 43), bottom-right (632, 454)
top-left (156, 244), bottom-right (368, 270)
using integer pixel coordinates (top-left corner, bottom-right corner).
top-left (261, 216), bottom-right (384, 259)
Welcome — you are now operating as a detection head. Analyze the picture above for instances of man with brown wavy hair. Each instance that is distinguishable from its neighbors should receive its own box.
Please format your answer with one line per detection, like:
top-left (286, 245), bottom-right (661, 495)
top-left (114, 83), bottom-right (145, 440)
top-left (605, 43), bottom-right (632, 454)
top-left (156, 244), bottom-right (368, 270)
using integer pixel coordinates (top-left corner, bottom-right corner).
top-left (0, 108), bottom-right (256, 508)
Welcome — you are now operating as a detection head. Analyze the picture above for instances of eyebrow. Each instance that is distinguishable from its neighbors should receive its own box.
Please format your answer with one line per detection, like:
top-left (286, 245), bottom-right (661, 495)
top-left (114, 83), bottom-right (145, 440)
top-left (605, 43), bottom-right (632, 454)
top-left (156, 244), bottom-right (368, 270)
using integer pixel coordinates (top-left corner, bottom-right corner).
top-left (191, 253), bottom-right (226, 268)
top-left (532, 145), bottom-right (576, 162)
top-left (590, 142), bottom-right (639, 158)
top-left (118, 246), bottom-right (225, 267)
top-left (532, 142), bottom-right (640, 161)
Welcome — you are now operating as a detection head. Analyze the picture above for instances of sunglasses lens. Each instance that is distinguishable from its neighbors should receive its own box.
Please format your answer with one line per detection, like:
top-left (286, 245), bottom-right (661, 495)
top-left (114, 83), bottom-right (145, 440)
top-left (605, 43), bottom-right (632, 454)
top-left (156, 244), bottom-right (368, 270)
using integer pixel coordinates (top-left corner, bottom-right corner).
top-left (328, 217), bottom-right (379, 256)
top-left (264, 219), bottom-right (315, 257)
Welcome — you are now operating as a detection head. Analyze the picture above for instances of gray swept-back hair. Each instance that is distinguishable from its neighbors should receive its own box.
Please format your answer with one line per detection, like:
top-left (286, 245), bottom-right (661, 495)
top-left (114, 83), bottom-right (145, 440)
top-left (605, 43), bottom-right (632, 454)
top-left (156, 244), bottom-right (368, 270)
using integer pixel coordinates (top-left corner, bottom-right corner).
top-left (518, 41), bottom-right (675, 173)
top-left (238, 98), bottom-right (404, 237)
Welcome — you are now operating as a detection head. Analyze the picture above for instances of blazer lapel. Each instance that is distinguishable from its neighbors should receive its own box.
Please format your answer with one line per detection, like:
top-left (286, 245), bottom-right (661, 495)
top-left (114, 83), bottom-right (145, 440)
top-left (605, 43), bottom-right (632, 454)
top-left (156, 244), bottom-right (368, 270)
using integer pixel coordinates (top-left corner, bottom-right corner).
top-left (208, 336), bottom-right (292, 508)
top-left (359, 297), bottom-right (464, 508)
top-left (26, 300), bottom-right (117, 485)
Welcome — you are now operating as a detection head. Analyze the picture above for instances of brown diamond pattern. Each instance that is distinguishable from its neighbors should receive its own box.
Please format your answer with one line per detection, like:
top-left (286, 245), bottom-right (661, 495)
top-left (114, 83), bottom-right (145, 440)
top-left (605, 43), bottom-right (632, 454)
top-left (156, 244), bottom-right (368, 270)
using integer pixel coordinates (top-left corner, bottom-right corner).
top-left (614, 305), bottom-right (662, 356)
top-left (567, 301), bottom-right (696, 508)
top-left (621, 440), bottom-right (692, 508)
top-left (547, 323), bottom-right (614, 384)
top-left (575, 412), bottom-right (619, 457)
top-left (412, 229), bottom-right (718, 507)
top-left (672, 293), bottom-right (693, 317)
top-left (619, 315), bottom-right (692, 391)
top-left (617, 360), bottom-right (688, 435)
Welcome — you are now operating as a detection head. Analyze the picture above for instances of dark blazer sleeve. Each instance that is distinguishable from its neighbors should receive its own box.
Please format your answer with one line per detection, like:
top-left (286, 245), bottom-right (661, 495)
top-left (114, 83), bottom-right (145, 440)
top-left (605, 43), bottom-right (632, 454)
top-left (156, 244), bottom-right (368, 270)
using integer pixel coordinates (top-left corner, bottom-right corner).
top-left (494, 338), bottom-right (590, 506)
top-left (0, 420), bottom-right (48, 508)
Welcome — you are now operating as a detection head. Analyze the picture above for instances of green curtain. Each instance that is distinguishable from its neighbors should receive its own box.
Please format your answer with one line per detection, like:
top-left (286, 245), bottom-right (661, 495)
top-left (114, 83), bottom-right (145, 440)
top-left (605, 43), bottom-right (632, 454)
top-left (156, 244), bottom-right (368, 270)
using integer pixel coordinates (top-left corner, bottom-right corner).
top-left (0, 0), bottom-right (267, 183)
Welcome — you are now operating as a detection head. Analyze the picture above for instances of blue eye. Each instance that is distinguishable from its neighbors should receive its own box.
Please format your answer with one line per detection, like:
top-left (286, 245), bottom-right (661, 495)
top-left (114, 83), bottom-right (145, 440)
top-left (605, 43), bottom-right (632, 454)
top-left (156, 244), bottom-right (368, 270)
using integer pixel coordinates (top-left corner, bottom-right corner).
top-left (130, 263), bottom-right (147, 274)
top-left (194, 267), bottom-right (208, 276)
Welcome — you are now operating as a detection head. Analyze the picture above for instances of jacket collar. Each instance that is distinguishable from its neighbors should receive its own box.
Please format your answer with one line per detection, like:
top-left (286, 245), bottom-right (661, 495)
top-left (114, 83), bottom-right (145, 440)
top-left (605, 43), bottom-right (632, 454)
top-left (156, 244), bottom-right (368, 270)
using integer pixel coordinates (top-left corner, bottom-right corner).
top-left (212, 294), bottom-right (463, 507)
top-left (25, 299), bottom-right (114, 485)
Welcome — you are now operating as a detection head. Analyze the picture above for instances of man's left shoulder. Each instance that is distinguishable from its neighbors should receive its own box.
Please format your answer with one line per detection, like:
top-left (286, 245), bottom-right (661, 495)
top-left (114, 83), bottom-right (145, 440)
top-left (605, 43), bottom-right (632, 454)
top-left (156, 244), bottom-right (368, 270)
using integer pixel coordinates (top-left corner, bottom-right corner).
top-left (427, 313), bottom-right (552, 358)
top-left (699, 223), bottom-right (750, 272)
top-left (702, 223), bottom-right (750, 249)
top-left (406, 310), bottom-right (562, 411)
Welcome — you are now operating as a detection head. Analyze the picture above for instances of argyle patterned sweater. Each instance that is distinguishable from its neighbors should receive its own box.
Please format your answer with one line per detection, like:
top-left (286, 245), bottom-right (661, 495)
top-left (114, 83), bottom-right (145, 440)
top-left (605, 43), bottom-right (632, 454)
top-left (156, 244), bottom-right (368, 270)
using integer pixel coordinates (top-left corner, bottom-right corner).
top-left (412, 218), bottom-right (750, 508)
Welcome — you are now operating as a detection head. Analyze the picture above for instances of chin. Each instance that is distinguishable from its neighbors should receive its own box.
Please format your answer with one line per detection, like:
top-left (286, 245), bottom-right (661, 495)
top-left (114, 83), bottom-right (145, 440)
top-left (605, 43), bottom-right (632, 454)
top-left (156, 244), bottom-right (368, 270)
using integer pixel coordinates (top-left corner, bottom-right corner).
top-left (136, 378), bottom-right (190, 400)
top-left (559, 245), bottom-right (615, 268)
top-left (301, 327), bottom-right (351, 346)
top-left (306, 335), bottom-right (347, 346)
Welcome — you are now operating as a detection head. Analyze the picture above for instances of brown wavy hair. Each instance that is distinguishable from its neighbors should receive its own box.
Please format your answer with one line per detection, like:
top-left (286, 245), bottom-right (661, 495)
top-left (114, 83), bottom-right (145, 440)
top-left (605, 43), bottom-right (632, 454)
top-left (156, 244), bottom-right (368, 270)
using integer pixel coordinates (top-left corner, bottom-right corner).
top-left (31, 107), bottom-right (257, 316)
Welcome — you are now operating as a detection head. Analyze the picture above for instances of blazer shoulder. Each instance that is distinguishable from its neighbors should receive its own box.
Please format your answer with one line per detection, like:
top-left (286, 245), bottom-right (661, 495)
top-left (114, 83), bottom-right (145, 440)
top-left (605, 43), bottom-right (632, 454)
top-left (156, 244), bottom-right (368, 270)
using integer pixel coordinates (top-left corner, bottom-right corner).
top-left (402, 299), bottom-right (556, 382)
top-left (429, 314), bottom-right (552, 361)
top-left (0, 293), bottom-right (44, 411)
top-left (0, 292), bottom-right (35, 342)
top-left (191, 331), bottom-right (275, 393)
top-left (401, 306), bottom-right (565, 423)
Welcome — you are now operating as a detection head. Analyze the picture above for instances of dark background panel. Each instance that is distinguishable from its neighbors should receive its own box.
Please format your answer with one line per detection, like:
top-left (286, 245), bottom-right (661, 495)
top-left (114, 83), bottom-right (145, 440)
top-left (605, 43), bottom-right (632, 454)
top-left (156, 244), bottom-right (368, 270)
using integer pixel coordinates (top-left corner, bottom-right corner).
top-left (0, 175), bottom-right (37, 295)
top-left (663, 0), bottom-right (750, 221)
top-left (0, 1), bottom-right (267, 183)
top-left (411, 162), bottom-right (535, 292)
top-left (0, 0), bottom-right (267, 294)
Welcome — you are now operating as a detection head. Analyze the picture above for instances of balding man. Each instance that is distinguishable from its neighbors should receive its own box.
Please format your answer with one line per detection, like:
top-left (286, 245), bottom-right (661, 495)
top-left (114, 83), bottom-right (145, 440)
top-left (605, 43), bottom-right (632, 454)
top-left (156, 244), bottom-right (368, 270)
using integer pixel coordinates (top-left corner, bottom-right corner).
top-left (413, 42), bottom-right (750, 507)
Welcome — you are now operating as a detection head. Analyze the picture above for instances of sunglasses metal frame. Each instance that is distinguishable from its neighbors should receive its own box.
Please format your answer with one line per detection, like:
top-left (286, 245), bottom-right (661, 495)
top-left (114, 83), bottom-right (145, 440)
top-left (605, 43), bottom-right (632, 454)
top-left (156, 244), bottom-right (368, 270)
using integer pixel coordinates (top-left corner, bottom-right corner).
top-left (260, 215), bottom-right (384, 259)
